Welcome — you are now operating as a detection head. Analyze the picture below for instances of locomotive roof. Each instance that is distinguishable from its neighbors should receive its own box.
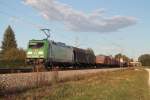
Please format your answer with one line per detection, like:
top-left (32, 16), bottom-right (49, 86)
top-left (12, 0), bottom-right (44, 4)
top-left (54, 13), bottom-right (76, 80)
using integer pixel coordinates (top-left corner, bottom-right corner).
top-left (29, 39), bottom-right (94, 51)
top-left (29, 39), bottom-right (48, 42)
top-left (50, 40), bottom-right (73, 48)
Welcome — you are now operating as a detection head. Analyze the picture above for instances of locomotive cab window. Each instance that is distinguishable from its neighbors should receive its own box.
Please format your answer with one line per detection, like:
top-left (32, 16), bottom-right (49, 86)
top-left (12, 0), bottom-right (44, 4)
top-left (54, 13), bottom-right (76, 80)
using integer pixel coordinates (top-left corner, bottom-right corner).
top-left (29, 42), bottom-right (44, 49)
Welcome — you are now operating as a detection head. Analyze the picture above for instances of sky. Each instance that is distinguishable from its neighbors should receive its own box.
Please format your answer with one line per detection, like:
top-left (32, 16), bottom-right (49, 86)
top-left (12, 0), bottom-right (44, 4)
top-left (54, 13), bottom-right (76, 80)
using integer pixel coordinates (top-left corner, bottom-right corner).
top-left (0, 0), bottom-right (150, 59)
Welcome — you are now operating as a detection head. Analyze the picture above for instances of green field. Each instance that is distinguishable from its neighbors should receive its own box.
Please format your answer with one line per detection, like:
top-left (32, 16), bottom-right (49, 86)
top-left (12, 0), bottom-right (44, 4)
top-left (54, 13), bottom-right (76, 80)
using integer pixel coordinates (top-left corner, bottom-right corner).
top-left (2, 68), bottom-right (150, 100)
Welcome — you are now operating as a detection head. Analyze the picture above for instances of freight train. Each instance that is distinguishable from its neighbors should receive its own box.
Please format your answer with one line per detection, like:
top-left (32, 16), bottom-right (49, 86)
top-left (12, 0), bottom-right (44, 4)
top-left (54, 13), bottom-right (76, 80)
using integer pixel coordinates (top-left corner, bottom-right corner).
top-left (26, 39), bottom-right (127, 70)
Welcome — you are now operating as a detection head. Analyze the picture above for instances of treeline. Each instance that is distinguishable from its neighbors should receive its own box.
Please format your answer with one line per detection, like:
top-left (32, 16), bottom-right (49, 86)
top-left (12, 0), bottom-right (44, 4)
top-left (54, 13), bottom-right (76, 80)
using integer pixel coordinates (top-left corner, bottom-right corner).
top-left (115, 53), bottom-right (150, 67)
top-left (114, 53), bottom-right (131, 62)
top-left (0, 25), bottom-right (26, 67)
top-left (138, 54), bottom-right (150, 67)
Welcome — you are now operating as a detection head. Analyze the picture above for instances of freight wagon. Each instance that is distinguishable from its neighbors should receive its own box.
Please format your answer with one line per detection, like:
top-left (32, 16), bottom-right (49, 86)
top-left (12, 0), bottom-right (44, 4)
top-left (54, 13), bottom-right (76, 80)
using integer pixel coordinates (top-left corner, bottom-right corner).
top-left (96, 55), bottom-right (113, 67)
top-left (96, 55), bottom-right (108, 67)
top-left (73, 48), bottom-right (95, 67)
top-left (96, 55), bottom-right (122, 67)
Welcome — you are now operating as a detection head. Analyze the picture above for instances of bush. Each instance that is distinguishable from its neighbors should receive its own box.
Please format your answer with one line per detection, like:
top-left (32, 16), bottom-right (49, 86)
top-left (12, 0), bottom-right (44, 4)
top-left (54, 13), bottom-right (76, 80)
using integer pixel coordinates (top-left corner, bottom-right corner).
top-left (3, 48), bottom-right (26, 61)
top-left (0, 48), bottom-right (26, 67)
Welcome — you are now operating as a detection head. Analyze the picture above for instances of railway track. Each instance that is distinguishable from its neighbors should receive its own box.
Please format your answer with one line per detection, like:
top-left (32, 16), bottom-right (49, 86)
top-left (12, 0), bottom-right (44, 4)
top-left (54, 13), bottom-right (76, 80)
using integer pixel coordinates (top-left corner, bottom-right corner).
top-left (0, 66), bottom-right (126, 74)
top-left (0, 67), bottom-right (33, 74)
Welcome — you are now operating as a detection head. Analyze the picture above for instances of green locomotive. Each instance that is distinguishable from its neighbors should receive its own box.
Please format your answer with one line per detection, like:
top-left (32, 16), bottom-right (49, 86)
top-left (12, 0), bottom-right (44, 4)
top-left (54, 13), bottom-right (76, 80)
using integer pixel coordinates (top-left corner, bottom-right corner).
top-left (26, 39), bottom-right (75, 69)
top-left (26, 39), bottom-right (49, 59)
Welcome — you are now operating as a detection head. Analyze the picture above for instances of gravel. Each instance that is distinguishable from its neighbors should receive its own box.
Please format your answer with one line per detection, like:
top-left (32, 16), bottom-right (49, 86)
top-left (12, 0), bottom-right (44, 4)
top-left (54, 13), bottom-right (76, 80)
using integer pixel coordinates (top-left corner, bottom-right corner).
top-left (0, 68), bottom-right (121, 95)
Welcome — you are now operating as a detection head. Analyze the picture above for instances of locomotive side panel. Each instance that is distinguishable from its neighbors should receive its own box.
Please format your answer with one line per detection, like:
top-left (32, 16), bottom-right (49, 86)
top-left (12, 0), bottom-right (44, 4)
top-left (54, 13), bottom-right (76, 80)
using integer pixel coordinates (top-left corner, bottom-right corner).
top-left (49, 42), bottom-right (74, 64)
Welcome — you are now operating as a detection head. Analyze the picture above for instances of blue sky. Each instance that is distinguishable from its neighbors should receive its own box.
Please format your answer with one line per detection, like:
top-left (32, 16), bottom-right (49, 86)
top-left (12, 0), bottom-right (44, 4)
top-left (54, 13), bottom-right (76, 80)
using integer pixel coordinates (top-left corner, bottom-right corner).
top-left (0, 0), bottom-right (150, 59)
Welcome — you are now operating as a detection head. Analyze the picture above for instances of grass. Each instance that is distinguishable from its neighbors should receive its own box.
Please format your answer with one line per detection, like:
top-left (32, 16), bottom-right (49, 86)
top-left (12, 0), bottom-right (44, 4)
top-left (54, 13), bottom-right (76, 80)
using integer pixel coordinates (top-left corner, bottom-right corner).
top-left (143, 66), bottom-right (150, 68)
top-left (2, 68), bottom-right (150, 100)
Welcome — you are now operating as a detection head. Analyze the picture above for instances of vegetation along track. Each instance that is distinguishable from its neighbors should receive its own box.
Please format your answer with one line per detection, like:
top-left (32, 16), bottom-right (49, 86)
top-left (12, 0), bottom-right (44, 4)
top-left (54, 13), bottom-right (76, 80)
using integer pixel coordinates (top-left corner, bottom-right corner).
top-left (0, 67), bottom-right (124, 96)
top-left (1, 68), bottom-right (149, 100)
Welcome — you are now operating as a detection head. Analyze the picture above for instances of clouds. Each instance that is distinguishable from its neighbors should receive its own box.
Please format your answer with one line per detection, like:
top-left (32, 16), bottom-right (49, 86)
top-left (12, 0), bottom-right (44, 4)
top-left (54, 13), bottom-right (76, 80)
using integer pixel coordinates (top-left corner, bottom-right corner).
top-left (24, 0), bottom-right (137, 33)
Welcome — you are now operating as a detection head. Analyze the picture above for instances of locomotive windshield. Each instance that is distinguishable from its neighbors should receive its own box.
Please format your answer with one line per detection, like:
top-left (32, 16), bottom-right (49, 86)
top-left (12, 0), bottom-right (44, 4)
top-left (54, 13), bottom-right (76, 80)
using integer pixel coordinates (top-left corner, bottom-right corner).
top-left (29, 42), bottom-right (44, 49)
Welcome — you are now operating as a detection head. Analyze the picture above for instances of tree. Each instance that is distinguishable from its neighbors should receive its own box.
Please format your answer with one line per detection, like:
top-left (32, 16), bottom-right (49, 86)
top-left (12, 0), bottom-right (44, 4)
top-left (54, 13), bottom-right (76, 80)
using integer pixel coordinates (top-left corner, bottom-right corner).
top-left (115, 53), bottom-right (129, 62)
top-left (2, 48), bottom-right (26, 67)
top-left (138, 54), bottom-right (150, 66)
top-left (3, 48), bottom-right (26, 62)
top-left (1, 25), bottom-right (17, 53)
top-left (115, 53), bottom-right (122, 59)
top-left (0, 26), bottom-right (27, 67)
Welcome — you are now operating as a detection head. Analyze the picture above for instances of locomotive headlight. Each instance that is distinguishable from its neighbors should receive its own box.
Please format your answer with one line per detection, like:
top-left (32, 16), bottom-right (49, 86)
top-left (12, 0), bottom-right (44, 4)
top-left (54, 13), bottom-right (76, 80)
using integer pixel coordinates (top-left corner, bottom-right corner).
top-left (38, 51), bottom-right (44, 55)
top-left (27, 51), bottom-right (32, 55)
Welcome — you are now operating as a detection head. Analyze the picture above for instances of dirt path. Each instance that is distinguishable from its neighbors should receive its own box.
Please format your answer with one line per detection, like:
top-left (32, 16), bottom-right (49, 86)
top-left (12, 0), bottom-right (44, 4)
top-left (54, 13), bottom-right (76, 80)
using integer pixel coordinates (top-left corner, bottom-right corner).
top-left (146, 68), bottom-right (150, 87)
